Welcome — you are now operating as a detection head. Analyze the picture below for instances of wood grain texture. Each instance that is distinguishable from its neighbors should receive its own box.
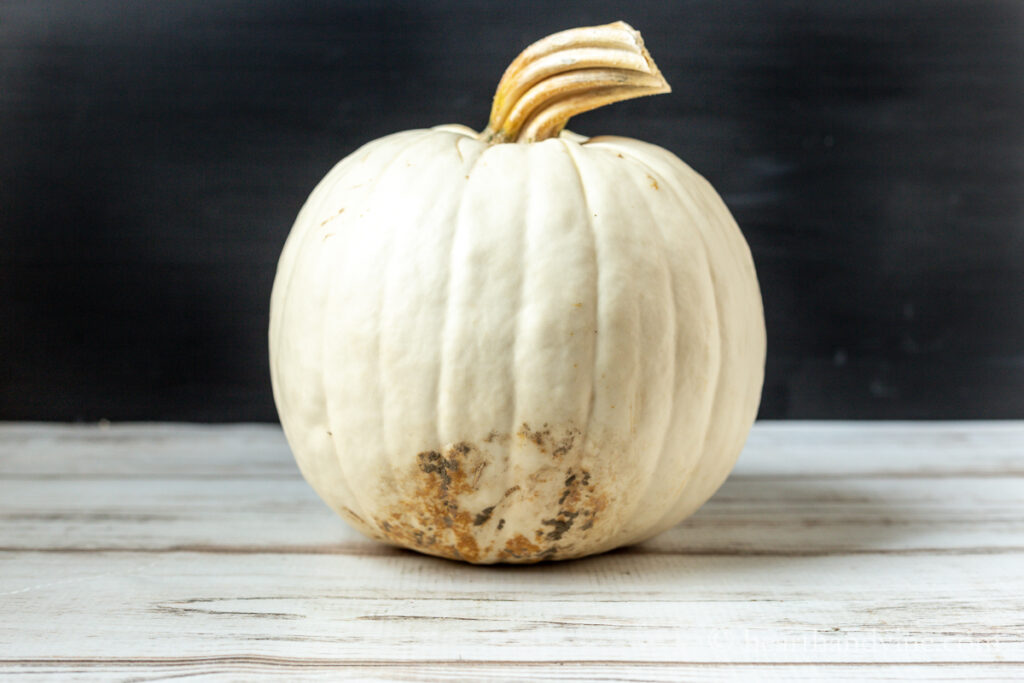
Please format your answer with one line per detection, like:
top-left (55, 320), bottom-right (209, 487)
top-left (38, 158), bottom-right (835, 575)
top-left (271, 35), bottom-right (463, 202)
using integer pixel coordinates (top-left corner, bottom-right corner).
top-left (1, 422), bottom-right (1023, 680)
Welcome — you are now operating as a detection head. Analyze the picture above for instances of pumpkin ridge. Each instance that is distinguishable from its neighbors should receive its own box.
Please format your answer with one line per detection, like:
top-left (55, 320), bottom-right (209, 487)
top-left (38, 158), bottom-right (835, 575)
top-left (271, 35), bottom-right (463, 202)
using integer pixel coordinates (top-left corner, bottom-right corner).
top-left (560, 140), bottom-right (600, 480)
top-left (502, 147), bottom-right (532, 535)
top-left (275, 134), bottom-right (419, 530)
top-left (435, 137), bottom-right (490, 458)
top-left (691, 173), bottom-right (764, 404)
top-left (600, 150), bottom-right (681, 543)
top-left (619, 148), bottom-right (730, 539)
top-left (320, 132), bottom-right (439, 535)
top-left (271, 138), bottom-right (372, 404)
top-left (370, 131), bottom-right (467, 502)
top-left (598, 141), bottom-right (729, 540)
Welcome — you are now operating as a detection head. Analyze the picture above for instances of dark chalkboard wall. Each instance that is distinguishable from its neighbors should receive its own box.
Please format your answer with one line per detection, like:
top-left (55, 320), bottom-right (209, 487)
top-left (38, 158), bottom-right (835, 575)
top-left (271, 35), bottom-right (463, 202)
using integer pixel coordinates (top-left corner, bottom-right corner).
top-left (1, 0), bottom-right (1022, 421)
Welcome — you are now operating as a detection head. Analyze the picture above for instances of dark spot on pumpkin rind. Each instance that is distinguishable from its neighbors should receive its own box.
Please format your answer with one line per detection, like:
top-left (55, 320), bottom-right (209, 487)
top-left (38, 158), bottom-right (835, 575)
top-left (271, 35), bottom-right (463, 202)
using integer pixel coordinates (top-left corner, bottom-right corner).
top-left (552, 436), bottom-right (575, 457)
top-left (340, 507), bottom-right (366, 525)
top-left (518, 422), bottom-right (551, 448)
top-left (498, 533), bottom-right (543, 561)
top-left (542, 510), bottom-right (580, 541)
top-left (538, 547), bottom-right (559, 560)
top-left (529, 466), bottom-right (604, 548)
top-left (417, 450), bottom-right (457, 489)
top-left (474, 506), bottom-right (495, 526)
top-left (412, 529), bottom-right (437, 547)
top-left (484, 430), bottom-right (510, 445)
top-left (509, 424), bottom-right (582, 458)
top-left (381, 436), bottom-right (605, 563)
top-left (550, 427), bottom-right (581, 458)
top-left (497, 533), bottom-right (563, 563)
top-left (381, 442), bottom-right (486, 562)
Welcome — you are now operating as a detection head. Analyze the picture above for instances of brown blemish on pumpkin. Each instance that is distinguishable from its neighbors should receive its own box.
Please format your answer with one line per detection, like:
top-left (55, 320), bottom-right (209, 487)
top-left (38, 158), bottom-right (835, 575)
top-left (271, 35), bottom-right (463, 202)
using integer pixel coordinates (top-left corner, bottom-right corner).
top-left (484, 430), bottom-right (509, 444)
top-left (538, 467), bottom-right (605, 545)
top-left (559, 474), bottom-right (576, 504)
top-left (374, 442), bottom-right (485, 562)
top-left (473, 506), bottom-right (495, 526)
top-left (499, 533), bottom-right (542, 560)
top-left (646, 174), bottom-right (659, 190)
top-left (319, 207), bottom-right (345, 226)
top-left (542, 511), bottom-right (579, 541)
top-left (498, 464), bottom-right (606, 562)
top-left (374, 425), bottom-right (608, 563)
top-left (551, 429), bottom-right (579, 458)
top-left (518, 422), bottom-right (551, 450)
top-left (340, 506), bottom-right (366, 525)
top-left (516, 423), bottom-right (580, 459)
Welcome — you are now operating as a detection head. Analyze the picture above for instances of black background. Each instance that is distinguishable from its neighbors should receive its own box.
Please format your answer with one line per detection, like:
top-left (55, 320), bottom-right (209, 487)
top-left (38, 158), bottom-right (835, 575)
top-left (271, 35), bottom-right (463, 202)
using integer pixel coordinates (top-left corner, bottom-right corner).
top-left (2, 1), bottom-right (1022, 421)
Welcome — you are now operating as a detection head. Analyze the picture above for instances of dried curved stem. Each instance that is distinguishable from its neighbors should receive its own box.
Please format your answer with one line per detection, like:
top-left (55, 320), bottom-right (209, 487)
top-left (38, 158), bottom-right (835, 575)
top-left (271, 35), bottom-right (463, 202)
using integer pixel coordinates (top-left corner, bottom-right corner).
top-left (481, 21), bottom-right (670, 144)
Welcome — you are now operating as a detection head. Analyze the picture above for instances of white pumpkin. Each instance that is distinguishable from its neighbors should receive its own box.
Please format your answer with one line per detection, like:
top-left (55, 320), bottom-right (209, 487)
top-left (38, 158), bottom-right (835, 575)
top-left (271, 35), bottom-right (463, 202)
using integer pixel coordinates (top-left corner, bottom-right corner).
top-left (269, 22), bottom-right (765, 563)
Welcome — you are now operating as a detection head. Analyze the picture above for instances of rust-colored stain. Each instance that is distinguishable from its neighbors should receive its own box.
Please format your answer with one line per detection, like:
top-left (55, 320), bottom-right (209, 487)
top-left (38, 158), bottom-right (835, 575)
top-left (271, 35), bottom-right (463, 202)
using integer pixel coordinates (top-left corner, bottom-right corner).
top-left (374, 443), bottom-right (483, 562)
top-left (543, 467), bottom-right (604, 541)
top-left (646, 174), bottom-right (659, 190)
top-left (518, 422), bottom-right (551, 450)
top-left (498, 533), bottom-right (543, 560)
top-left (373, 425), bottom-right (608, 564)
top-left (319, 207), bottom-right (345, 226)
top-left (484, 430), bottom-right (509, 444)
top-left (517, 422), bottom-right (580, 458)
top-left (339, 506), bottom-right (366, 525)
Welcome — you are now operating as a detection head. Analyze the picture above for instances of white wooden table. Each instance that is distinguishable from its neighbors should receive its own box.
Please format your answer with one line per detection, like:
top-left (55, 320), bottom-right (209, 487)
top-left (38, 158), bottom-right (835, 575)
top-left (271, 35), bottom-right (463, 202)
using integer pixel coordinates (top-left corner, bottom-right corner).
top-left (1, 422), bottom-right (1022, 680)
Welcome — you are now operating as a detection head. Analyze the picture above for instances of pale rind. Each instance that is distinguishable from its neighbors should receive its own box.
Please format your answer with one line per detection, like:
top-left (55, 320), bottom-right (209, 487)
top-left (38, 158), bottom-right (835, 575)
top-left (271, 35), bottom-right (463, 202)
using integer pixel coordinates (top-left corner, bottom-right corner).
top-left (269, 126), bottom-right (765, 563)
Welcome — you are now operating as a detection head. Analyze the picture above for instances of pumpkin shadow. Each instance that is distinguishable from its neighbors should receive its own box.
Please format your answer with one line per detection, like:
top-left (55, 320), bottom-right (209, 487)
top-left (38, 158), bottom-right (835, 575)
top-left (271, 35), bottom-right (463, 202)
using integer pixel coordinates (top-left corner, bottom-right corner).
top-left (479, 474), bottom-right (918, 579)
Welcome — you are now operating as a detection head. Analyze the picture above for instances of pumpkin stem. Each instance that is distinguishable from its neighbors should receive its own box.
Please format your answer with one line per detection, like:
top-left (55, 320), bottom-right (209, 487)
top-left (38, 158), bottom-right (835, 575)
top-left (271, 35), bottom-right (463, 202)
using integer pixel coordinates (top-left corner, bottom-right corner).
top-left (479, 21), bottom-right (671, 144)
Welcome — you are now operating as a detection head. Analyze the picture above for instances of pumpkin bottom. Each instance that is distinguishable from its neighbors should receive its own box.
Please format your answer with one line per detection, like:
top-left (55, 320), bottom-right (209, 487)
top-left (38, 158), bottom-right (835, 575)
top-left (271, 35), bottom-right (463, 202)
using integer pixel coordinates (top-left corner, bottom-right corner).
top-left (326, 422), bottom-right (667, 564)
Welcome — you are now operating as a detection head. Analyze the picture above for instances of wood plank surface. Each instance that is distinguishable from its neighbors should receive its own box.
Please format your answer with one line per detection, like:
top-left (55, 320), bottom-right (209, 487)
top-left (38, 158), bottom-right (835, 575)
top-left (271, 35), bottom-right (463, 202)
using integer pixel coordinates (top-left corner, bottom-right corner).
top-left (1, 422), bottom-right (1022, 680)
